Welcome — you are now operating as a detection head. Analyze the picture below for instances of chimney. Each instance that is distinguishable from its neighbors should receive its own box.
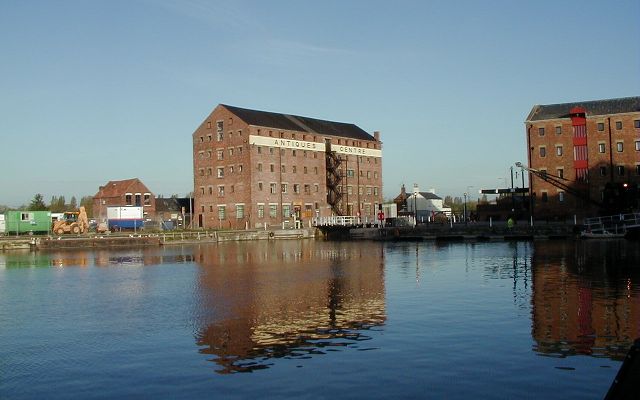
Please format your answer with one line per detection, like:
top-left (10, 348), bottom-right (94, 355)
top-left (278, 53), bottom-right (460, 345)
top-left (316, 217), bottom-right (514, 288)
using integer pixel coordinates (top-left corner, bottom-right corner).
top-left (374, 131), bottom-right (380, 141)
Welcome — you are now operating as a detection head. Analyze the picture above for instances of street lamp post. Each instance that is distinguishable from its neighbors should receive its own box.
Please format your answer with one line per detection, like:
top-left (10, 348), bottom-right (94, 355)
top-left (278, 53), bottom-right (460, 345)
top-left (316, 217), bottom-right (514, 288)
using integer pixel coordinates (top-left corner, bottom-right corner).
top-left (463, 192), bottom-right (467, 226)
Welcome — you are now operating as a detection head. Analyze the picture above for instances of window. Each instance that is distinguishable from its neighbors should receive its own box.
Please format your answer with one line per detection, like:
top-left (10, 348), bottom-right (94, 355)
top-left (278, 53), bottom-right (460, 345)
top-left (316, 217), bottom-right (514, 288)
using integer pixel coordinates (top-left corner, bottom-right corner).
top-left (304, 184), bottom-right (311, 194)
top-left (281, 165), bottom-right (286, 173)
top-left (229, 166), bottom-right (234, 174)
top-left (135, 194), bottom-right (141, 206)
top-left (597, 122), bottom-right (605, 131)
top-left (314, 184), bottom-right (319, 193)
top-left (636, 165), bottom-right (640, 175)
top-left (347, 169), bottom-right (355, 177)
top-left (269, 147), bottom-right (274, 155)
top-left (374, 172), bottom-right (378, 179)
top-left (270, 164), bottom-right (274, 172)
top-left (216, 121), bottom-right (224, 141)
top-left (125, 193), bottom-right (132, 205)
top-left (217, 167), bottom-right (224, 178)
top-left (347, 186), bottom-right (353, 195)
top-left (367, 171), bottom-right (371, 179)
top-left (374, 187), bottom-right (378, 196)
top-left (230, 185), bottom-right (234, 193)
top-left (293, 184), bottom-right (300, 194)
top-left (635, 120), bottom-right (640, 129)
top-left (269, 204), bottom-right (277, 218)
top-left (292, 166), bottom-right (297, 173)
top-left (218, 186), bottom-right (225, 196)
top-left (218, 206), bottom-right (225, 220)
top-left (314, 167), bottom-right (318, 174)
top-left (541, 192), bottom-right (548, 202)
top-left (598, 143), bottom-right (606, 153)
top-left (207, 168), bottom-right (212, 176)
top-left (209, 205), bottom-right (213, 212)
top-left (207, 121), bottom-right (212, 129)
top-left (599, 166), bottom-right (607, 176)
top-left (236, 204), bottom-right (244, 219)
top-left (538, 127), bottom-right (545, 136)
top-left (200, 187), bottom-right (205, 195)
top-left (617, 166), bottom-right (625, 176)
top-left (304, 166), bottom-right (308, 174)
top-left (144, 193), bottom-right (151, 206)
top-left (617, 142), bottom-right (624, 152)
top-left (559, 192), bottom-right (565, 203)
top-left (238, 165), bottom-right (243, 173)
top-left (270, 183), bottom-right (277, 194)
top-left (217, 150), bottom-right (224, 160)
top-left (207, 134), bottom-right (212, 142)
top-left (539, 146), bottom-right (546, 157)
top-left (199, 168), bottom-right (205, 176)
top-left (257, 146), bottom-right (262, 154)
top-left (208, 186), bottom-right (213, 195)
top-left (367, 187), bottom-right (372, 195)
top-left (258, 204), bottom-right (264, 218)
top-left (636, 140), bottom-right (640, 151)
top-left (557, 169), bottom-right (564, 179)
top-left (258, 182), bottom-right (263, 191)
top-left (229, 148), bottom-right (234, 157)
top-left (615, 121), bottom-right (622, 130)
top-left (555, 145), bottom-right (563, 156)
top-left (20, 212), bottom-right (32, 221)
top-left (237, 146), bottom-right (242, 155)
top-left (282, 204), bottom-right (290, 218)
top-left (555, 126), bottom-right (562, 134)
top-left (292, 150), bottom-right (296, 157)
top-left (257, 163), bottom-right (262, 172)
top-left (281, 184), bottom-right (288, 193)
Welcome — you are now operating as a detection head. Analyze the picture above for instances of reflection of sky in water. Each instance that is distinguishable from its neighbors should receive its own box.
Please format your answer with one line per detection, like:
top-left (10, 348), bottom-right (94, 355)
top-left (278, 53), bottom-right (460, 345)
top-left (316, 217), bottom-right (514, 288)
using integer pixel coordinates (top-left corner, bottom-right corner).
top-left (1, 240), bottom-right (639, 398)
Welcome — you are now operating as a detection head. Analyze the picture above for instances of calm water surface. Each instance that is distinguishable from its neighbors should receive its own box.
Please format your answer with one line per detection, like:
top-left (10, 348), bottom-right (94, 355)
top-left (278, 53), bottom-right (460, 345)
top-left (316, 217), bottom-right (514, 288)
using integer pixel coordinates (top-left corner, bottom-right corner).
top-left (1, 240), bottom-right (639, 399)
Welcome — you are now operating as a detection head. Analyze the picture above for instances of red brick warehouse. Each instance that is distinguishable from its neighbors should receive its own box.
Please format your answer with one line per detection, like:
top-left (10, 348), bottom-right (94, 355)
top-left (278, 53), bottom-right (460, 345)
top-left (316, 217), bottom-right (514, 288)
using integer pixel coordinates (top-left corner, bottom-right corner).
top-left (192, 104), bottom-right (383, 229)
top-left (525, 96), bottom-right (640, 219)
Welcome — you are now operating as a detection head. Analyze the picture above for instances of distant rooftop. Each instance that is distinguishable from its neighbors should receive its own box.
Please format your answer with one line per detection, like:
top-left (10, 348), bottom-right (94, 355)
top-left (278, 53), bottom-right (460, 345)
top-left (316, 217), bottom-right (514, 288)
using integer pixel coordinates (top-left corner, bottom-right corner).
top-left (526, 96), bottom-right (640, 121)
top-left (221, 104), bottom-right (376, 141)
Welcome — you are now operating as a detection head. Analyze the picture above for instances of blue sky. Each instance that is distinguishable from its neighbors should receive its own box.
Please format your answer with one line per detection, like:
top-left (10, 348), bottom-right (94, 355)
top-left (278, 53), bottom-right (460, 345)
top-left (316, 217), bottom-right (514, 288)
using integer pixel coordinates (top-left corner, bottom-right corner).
top-left (1, 0), bottom-right (638, 207)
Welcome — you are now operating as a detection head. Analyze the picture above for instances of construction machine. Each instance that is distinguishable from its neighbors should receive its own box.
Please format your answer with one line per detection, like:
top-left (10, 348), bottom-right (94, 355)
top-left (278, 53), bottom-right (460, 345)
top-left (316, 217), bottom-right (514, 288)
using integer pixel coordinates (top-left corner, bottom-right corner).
top-left (52, 206), bottom-right (89, 235)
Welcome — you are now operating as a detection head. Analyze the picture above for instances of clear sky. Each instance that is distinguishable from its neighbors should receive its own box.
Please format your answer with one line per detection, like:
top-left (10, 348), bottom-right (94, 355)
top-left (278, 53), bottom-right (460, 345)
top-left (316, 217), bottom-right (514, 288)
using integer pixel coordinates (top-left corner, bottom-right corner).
top-left (1, 0), bottom-right (639, 207)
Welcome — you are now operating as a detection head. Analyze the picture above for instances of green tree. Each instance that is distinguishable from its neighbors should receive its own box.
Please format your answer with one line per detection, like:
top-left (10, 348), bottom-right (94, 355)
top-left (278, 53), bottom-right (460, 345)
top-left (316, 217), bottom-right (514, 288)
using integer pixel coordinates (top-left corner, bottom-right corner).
top-left (29, 194), bottom-right (48, 211)
top-left (80, 196), bottom-right (94, 217)
top-left (69, 196), bottom-right (77, 210)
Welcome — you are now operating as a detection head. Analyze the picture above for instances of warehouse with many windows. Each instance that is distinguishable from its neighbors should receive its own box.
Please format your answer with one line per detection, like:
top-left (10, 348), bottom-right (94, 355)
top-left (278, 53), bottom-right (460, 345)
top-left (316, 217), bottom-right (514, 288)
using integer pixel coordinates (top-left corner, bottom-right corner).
top-left (192, 104), bottom-right (383, 229)
top-left (525, 96), bottom-right (640, 219)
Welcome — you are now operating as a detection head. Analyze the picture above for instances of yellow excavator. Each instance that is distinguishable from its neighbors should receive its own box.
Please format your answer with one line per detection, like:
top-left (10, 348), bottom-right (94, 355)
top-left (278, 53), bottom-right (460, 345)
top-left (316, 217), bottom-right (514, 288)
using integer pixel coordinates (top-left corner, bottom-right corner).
top-left (52, 206), bottom-right (89, 235)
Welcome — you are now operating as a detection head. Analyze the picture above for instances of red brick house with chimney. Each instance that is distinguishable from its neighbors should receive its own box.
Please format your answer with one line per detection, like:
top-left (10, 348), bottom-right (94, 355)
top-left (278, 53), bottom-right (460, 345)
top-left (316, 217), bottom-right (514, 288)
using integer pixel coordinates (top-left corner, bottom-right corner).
top-left (93, 178), bottom-right (155, 221)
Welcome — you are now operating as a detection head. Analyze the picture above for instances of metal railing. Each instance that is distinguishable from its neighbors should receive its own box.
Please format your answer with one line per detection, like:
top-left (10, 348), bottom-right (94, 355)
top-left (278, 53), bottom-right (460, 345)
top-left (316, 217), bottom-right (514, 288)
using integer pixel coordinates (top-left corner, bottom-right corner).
top-left (583, 213), bottom-right (640, 234)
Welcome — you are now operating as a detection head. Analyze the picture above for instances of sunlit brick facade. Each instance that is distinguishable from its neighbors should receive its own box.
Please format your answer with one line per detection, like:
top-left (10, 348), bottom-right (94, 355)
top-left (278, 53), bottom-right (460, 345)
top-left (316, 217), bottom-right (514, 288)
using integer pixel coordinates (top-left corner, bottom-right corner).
top-left (525, 97), bottom-right (640, 219)
top-left (192, 104), bottom-right (383, 229)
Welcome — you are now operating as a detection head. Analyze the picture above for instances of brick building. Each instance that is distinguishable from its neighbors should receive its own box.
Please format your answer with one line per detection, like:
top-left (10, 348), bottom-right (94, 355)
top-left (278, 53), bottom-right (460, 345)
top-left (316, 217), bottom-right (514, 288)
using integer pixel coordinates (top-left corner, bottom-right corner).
top-left (525, 96), bottom-right (640, 219)
top-left (192, 104), bottom-right (383, 229)
top-left (93, 178), bottom-right (155, 221)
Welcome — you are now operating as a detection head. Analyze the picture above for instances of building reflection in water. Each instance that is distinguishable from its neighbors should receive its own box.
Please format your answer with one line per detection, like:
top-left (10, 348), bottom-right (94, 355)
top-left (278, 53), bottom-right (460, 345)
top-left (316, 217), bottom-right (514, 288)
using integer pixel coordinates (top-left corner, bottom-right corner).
top-left (192, 241), bottom-right (386, 374)
top-left (530, 240), bottom-right (640, 360)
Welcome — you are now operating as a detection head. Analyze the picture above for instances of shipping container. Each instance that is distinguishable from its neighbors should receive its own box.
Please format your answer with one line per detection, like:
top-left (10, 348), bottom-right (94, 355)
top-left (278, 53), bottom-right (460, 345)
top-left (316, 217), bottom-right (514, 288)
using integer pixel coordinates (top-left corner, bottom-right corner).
top-left (0, 214), bottom-right (5, 234)
top-left (4, 211), bottom-right (52, 234)
top-left (107, 206), bottom-right (144, 230)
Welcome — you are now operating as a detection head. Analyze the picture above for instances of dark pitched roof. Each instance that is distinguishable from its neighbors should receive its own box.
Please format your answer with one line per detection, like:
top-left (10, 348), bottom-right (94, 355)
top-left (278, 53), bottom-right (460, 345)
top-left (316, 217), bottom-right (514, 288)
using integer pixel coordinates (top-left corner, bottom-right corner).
top-left (419, 192), bottom-right (442, 200)
top-left (526, 96), bottom-right (640, 121)
top-left (221, 104), bottom-right (375, 141)
top-left (155, 197), bottom-right (192, 212)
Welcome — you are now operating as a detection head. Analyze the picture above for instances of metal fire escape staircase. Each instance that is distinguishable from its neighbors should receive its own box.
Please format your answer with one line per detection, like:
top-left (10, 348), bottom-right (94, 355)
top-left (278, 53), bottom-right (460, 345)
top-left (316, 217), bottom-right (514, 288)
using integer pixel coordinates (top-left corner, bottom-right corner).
top-left (325, 145), bottom-right (345, 216)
